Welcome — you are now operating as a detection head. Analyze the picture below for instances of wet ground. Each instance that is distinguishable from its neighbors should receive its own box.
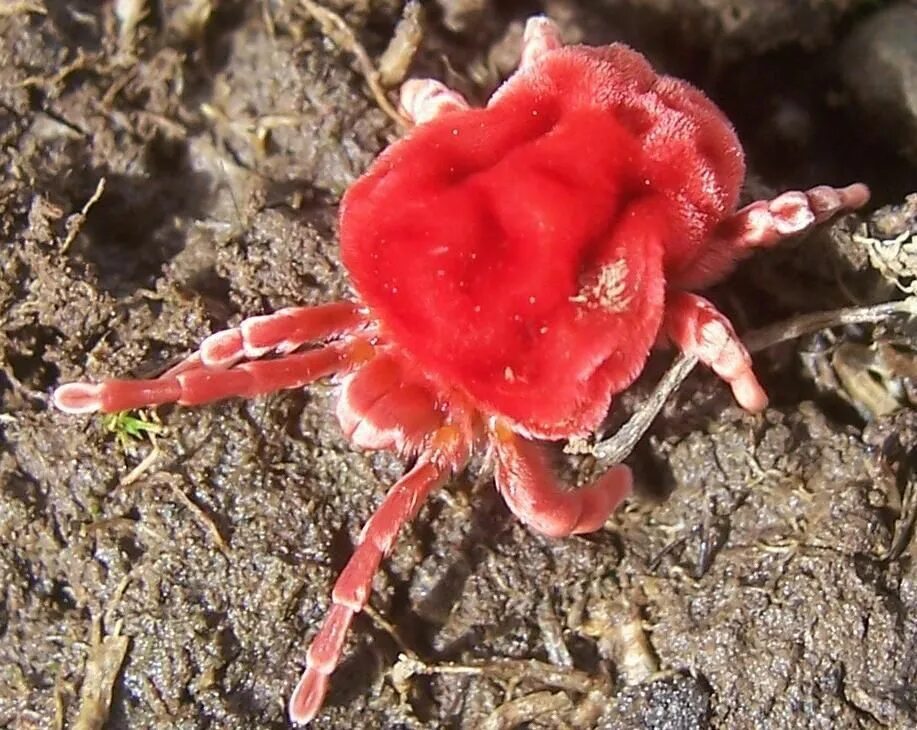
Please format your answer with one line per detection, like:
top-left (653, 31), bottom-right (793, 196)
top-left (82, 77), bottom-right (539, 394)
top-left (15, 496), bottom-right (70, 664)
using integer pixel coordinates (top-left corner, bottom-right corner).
top-left (1, 1), bottom-right (916, 728)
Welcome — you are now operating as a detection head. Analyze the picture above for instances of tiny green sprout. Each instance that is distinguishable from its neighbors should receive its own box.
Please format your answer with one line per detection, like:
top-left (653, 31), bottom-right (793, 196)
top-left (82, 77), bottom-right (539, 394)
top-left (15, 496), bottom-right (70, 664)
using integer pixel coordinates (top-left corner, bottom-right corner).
top-left (102, 410), bottom-right (163, 448)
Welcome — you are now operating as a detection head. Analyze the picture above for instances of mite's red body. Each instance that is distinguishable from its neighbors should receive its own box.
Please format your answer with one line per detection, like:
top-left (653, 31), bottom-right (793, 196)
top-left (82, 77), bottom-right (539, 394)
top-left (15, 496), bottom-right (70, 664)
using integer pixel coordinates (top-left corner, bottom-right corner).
top-left (52, 17), bottom-right (869, 725)
top-left (343, 43), bottom-right (745, 438)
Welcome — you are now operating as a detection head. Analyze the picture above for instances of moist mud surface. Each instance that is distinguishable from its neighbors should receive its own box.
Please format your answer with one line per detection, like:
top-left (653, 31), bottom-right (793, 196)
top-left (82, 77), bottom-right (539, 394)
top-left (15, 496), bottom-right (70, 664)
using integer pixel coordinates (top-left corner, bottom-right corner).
top-left (1, 2), bottom-right (916, 728)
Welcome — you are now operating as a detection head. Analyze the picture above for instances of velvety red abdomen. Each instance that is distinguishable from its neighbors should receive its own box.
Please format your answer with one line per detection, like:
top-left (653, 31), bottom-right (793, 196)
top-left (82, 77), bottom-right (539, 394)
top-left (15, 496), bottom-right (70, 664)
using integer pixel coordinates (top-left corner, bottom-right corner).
top-left (340, 45), bottom-right (743, 437)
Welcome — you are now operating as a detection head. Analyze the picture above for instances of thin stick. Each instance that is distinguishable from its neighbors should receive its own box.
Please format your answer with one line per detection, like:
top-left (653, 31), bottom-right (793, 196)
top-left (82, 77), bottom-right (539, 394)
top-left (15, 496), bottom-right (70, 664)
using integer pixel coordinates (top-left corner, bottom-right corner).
top-left (0, 1), bottom-right (47, 17)
top-left (392, 654), bottom-right (604, 694)
top-left (885, 473), bottom-right (917, 562)
top-left (743, 298), bottom-right (917, 353)
top-left (299, 0), bottom-right (409, 129)
top-left (119, 446), bottom-right (161, 487)
top-left (592, 297), bottom-right (917, 464)
top-left (481, 691), bottom-right (573, 730)
top-left (61, 177), bottom-right (106, 253)
top-left (592, 353), bottom-right (697, 463)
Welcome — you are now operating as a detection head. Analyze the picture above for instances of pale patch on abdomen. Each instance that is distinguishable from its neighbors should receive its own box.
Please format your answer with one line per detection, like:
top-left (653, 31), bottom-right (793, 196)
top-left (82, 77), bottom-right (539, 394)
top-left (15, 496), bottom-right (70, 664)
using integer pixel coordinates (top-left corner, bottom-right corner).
top-left (570, 257), bottom-right (634, 313)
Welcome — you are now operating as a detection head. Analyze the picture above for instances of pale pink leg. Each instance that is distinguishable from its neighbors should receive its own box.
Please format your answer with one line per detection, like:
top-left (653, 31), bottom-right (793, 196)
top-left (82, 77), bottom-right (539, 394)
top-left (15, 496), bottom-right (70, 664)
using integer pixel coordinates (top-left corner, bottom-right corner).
top-left (489, 421), bottom-right (632, 539)
top-left (164, 301), bottom-right (366, 376)
top-left (520, 16), bottom-right (563, 68)
top-left (664, 292), bottom-right (766, 412)
top-left (399, 79), bottom-right (470, 125)
top-left (289, 429), bottom-right (468, 725)
top-left (336, 354), bottom-right (443, 454)
top-left (675, 183), bottom-right (871, 288)
top-left (724, 183), bottom-right (869, 249)
top-left (52, 342), bottom-right (368, 414)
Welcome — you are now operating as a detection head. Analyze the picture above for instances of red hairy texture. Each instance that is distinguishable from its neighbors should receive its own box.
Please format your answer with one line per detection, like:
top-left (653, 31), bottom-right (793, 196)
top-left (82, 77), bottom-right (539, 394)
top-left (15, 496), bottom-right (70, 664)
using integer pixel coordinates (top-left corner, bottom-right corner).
top-left (341, 44), bottom-right (745, 438)
top-left (336, 351), bottom-right (443, 453)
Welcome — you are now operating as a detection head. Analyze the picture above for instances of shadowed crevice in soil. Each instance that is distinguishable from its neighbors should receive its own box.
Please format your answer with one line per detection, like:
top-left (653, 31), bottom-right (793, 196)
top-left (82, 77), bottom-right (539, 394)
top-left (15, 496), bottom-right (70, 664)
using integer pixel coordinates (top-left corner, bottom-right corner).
top-left (77, 167), bottom-right (214, 293)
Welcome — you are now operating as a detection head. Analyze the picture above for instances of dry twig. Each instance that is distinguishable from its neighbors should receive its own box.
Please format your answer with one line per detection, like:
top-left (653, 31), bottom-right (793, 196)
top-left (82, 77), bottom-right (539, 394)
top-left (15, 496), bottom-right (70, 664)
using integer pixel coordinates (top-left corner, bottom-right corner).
top-left (481, 690), bottom-right (573, 730)
top-left (299, 0), bottom-right (409, 128)
top-left (164, 474), bottom-right (229, 552)
top-left (73, 605), bottom-right (130, 730)
top-left (885, 472), bottom-right (917, 562)
top-left (0, 1), bottom-right (46, 16)
top-left (593, 297), bottom-right (917, 464)
top-left (391, 654), bottom-right (606, 696)
top-left (378, 0), bottom-right (423, 88)
top-left (61, 177), bottom-right (106, 253)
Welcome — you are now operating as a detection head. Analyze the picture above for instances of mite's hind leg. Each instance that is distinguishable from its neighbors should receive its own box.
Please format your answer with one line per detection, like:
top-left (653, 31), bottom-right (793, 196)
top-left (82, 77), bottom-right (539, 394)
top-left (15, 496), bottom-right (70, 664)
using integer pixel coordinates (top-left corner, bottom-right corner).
top-left (288, 424), bottom-right (470, 724)
top-left (490, 421), bottom-right (633, 538)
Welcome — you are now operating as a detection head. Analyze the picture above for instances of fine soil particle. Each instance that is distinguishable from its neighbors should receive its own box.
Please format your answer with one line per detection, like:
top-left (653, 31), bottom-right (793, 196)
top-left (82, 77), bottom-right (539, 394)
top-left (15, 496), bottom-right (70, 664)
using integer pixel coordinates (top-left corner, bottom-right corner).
top-left (1, 2), bottom-right (915, 729)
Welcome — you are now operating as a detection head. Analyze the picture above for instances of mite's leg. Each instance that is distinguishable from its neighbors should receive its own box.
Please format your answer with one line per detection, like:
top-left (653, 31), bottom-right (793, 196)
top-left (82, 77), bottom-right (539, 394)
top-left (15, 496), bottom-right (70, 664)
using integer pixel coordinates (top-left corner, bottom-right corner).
top-left (726, 183), bottom-right (870, 249)
top-left (664, 291), bottom-right (766, 412)
top-left (520, 16), bottom-right (563, 68)
top-left (336, 354), bottom-right (444, 454)
top-left (675, 183), bottom-right (870, 288)
top-left (399, 79), bottom-right (470, 125)
top-left (489, 421), bottom-right (633, 538)
top-left (400, 17), bottom-right (563, 123)
top-left (53, 341), bottom-right (371, 414)
top-left (288, 426), bottom-right (468, 724)
top-left (164, 301), bottom-right (366, 376)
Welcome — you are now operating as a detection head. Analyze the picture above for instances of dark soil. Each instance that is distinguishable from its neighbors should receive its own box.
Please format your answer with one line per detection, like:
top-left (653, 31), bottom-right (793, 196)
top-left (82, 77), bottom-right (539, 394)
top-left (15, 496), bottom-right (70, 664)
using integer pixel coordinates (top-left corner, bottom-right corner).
top-left (1, 1), bottom-right (916, 729)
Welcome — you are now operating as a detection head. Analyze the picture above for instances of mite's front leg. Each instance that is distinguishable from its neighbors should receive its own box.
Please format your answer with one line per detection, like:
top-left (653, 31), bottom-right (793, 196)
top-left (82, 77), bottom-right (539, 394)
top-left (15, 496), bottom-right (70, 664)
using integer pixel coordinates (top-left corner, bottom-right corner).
top-left (165, 301), bottom-right (366, 376)
top-left (489, 421), bottom-right (632, 538)
top-left (664, 291), bottom-right (766, 412)
top-left (399, 79), bottom-right (470, 125)
top-left (673, 183), bottom-right (870, 289)
top-left (52, 302), bottom-right (368, 413)
top-left (520, 16), bottom-right (563, 68)
top-left (724, 183), bottom-right (870, 250)
top-left (53, 341), bottom-right (371, 414)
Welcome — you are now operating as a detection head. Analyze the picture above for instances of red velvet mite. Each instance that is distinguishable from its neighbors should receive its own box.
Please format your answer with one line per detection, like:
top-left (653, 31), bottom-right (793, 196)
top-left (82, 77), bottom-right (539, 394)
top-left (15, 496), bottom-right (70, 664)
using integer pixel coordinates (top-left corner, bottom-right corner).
top-left (53, 17), bottom-right (869, 724)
